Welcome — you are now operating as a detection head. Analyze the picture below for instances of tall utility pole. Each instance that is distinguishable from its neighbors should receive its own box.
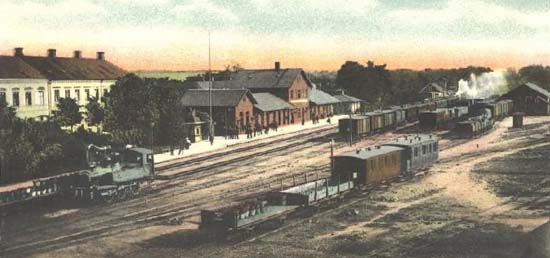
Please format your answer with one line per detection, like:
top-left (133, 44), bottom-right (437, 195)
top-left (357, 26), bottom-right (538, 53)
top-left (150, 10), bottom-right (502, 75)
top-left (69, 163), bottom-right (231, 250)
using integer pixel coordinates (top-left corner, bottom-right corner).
top-left (348, 112), bottom-right (353, 146)
top-left (208, 32), bottom-right (214, 141)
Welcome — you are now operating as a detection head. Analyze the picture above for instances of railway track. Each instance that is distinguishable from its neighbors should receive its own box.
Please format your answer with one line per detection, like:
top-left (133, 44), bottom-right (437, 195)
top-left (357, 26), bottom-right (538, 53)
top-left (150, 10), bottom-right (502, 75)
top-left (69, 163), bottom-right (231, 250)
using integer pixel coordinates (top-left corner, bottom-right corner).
top-left (1, 128), bottom-right (345, 256)
top-left (1, 122), bottom-right (420, 257)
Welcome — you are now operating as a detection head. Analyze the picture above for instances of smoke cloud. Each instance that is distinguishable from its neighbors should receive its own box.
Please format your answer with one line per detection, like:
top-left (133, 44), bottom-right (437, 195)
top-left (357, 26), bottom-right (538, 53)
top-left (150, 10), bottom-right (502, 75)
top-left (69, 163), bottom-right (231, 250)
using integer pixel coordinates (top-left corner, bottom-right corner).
top-left (457, 70), bottom-right (509, 99)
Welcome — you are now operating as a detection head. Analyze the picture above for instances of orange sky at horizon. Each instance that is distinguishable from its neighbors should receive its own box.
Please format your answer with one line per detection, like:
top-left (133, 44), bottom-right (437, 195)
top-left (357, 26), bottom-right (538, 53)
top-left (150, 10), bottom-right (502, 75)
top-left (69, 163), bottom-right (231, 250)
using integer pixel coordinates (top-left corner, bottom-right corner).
top-left (3, 40), bottom-right (549, 72)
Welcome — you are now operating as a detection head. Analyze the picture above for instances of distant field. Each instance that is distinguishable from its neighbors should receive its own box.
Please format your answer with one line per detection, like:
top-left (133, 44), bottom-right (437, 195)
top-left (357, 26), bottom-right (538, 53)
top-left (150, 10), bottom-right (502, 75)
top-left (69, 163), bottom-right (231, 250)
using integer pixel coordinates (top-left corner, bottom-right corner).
top-left (134, 71), bottom-right (204, 81)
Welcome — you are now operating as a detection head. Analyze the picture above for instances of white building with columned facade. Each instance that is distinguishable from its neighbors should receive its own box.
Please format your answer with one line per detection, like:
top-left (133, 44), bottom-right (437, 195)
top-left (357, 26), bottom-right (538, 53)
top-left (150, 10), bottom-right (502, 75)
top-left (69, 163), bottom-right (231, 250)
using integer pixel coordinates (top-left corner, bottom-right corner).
top-left (0, 47), bottom-right (126, 120)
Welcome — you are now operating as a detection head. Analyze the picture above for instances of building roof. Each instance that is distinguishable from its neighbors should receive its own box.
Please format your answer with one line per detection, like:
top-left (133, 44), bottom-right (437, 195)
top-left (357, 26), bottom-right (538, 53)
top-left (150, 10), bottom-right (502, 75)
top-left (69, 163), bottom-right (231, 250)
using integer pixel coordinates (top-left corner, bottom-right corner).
top-left (181, 89), bottom-right (252, 107)
top-left (0, 56), bottom-right (46, 79)
top-left (309, 87), bottom-right (340, 105)
top-left (333, 94), bottom-right (363, 103)
top-left (383, 134), bottom-right (438, 147)
top-left (523, 82), bottom-right (550, 98)
top-left (0, 54), bottom-right (126, 80)
top-left (193, 69), bottom-right (308, 90)
top-left (334, 145), bottom-right (404, 160)
top-left (252, 92), bottom-right (295, 112)
top-left (419, 82), bottom-right (445, 94)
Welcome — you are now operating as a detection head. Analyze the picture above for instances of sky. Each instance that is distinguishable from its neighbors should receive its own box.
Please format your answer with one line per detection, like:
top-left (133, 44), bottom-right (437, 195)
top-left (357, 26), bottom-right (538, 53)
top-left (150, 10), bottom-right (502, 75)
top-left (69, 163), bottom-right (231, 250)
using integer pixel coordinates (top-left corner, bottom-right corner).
top-left (1, 0), bottom-right (550, 71)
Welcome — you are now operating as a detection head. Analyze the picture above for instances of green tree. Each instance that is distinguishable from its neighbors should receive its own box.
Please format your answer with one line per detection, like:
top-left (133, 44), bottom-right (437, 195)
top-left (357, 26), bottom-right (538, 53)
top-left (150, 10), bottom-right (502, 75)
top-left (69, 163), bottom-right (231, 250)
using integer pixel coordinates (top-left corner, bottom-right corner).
top-left (53, 97), bottom-right (82, 130)
top-left (85, 96), bottom-right (105, 132)
top-left (104, 74), bottom-right (156, 146)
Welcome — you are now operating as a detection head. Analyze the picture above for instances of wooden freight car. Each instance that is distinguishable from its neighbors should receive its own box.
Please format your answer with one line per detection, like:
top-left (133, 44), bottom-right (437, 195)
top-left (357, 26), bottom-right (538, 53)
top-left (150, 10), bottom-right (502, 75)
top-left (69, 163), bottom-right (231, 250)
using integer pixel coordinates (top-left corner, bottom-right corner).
top-left (390, 106), bottom-right (407, 126)
top-left (382, 134), bottom-right (438, 175)
top-left (332, 145), bottom-right (404, 185)
top-left (338, 115), bottom-right (371, 136)
top-left (419, 109), bottom-right (451, 130)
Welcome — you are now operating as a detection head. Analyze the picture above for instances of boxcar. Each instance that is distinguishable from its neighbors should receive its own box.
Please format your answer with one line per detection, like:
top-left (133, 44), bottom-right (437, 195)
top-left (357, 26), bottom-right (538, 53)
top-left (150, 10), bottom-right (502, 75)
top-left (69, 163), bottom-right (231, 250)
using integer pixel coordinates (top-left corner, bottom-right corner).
top-left (366, 112), bottom-right (384, 132)
top-left (338, 115), bottom-right (371, 136)
top-left (382, 134), bottom-right (438, 175)
top-left (419, 109), bottom-right (451, 130)
top-left (390, 106), bottom-right (406, 126)
top-left (332, 145), bottom-right (404, 185)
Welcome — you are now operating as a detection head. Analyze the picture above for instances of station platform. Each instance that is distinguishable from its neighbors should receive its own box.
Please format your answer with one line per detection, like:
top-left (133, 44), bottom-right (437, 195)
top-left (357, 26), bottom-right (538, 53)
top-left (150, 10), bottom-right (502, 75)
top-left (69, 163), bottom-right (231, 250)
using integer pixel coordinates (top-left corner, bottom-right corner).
top-left (154, 115), bottom-right (346, 163)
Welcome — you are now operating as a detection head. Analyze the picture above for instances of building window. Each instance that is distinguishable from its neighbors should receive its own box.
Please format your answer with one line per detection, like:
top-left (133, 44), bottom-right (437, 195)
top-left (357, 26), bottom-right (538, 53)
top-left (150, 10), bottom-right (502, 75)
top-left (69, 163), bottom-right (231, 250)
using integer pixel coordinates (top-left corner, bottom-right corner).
top-left (54, 90), bottom-right (60, 102)
top-left (290, 90), bottom-right (294, 99)
top-left (85, 89), bottom-right (90, 100)
top-left (422, 145), bottom-right (427, 155)
top-left (38, 90), bottom-right (45, 105)
top-left (65, 89), bottom-right (70, 99)
top-left (0, 89), bottom-right (5, 104)
top-left (297, 90), bottom-right (301, 99)
top-left (75, 89), bottom-right (80, 103)
top-left (12, 91), bottom-right (19, 107)
top-left (25, 91), bottom-right (32, 106)
top-left (414, 147), bottom-right (419, 157)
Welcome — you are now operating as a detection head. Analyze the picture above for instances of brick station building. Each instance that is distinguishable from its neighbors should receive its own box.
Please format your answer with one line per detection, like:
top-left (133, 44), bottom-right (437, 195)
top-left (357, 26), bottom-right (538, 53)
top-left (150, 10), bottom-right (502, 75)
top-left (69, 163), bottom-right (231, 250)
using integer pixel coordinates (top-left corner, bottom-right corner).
top-left (180, 88), bottom-right (255, 135)
top-left (192, 62), bottom-right (313, 126)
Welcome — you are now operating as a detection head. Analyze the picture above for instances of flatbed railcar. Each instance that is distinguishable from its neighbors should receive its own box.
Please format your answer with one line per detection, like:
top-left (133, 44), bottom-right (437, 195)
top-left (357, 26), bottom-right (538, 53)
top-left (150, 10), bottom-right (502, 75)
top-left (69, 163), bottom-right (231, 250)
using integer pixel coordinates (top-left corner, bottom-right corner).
top-left (200, 177), bottom-right (355, 233)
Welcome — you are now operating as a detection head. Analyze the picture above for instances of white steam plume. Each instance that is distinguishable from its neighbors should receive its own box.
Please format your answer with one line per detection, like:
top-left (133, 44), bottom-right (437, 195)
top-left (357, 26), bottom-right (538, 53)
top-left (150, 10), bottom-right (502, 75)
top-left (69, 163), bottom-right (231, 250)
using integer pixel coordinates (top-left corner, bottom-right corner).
top-left (457, 70), bottom-right (509, 99)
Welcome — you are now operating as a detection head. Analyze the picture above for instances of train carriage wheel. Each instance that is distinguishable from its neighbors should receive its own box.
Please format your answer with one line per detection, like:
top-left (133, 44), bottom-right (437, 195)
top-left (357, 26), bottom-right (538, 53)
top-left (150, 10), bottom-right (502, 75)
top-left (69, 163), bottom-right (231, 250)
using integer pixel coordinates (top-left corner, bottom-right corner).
top-left (103, 193), bottom-right (115, 204)
top-left (130, 185), bottom-right (140, 196)
top-left (117, 189), bottom-right (127, 201)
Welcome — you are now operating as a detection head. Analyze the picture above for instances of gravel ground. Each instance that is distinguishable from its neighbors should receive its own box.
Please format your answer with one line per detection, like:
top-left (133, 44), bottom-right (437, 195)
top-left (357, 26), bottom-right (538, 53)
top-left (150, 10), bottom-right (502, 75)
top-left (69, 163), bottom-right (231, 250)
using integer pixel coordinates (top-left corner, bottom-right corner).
top-left (3, 117), bottom-right (549, 258)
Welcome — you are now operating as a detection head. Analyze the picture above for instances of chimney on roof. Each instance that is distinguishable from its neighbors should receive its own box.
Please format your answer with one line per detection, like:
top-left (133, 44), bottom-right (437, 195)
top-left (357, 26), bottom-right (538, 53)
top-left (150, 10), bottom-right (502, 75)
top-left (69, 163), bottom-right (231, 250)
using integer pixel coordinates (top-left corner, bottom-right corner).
top-left (73, 50), bottom-right (82, 59)
top-left (274, 61), bottom-right (280, 71)
top-left (47, 49), bottom-right (56, 58)
top-left (14, 47), bottom-right (24, 57)
top-left (96, 51), bottom-right (105, 61)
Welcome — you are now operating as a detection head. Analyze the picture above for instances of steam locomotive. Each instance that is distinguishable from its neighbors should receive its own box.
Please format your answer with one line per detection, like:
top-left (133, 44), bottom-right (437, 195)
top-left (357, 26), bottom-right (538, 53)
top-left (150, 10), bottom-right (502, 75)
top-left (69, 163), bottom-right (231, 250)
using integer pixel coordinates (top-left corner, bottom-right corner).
top-left (0, 145), bottom-right (154, 207)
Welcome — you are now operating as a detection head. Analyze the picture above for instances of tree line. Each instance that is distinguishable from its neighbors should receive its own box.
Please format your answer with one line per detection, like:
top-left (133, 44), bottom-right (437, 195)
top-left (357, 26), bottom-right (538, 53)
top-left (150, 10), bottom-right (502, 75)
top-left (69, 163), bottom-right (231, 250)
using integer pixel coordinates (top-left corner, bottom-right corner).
top-left (309, 62), bottom-right (550, 111)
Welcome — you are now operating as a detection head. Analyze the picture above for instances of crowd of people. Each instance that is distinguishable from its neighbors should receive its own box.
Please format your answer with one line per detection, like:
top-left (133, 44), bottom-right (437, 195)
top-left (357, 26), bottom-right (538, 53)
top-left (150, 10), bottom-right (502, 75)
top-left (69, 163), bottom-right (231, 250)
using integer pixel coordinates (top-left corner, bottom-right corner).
top-left (170, 114), bottom-right (333, 155)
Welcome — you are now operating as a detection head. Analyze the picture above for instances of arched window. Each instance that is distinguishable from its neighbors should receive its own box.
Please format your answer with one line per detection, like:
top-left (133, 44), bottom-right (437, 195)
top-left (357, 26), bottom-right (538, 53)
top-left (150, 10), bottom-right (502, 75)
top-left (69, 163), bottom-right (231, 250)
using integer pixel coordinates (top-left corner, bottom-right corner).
top-left (0, 88), bottom-right (6, 104)
top-left (37, 87), bottom-right (45, 106)
top-left (24, 87), bottom-right (33, 106)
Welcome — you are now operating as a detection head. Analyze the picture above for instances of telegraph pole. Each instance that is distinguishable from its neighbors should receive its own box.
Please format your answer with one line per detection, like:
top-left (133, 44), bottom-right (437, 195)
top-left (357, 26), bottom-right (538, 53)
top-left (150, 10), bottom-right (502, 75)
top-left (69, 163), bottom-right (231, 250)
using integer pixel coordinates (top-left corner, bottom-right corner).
top-left (348, 112), bottom-right (353, 146)
top-left (208, 32), bottom-right (214, 142)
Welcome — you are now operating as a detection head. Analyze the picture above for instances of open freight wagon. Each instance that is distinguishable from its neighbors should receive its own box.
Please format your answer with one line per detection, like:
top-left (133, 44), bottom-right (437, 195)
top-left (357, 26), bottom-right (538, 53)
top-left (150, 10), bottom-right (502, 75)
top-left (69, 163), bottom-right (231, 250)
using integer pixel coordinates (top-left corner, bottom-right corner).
top-left (200, 178), bottom-right (355, 233)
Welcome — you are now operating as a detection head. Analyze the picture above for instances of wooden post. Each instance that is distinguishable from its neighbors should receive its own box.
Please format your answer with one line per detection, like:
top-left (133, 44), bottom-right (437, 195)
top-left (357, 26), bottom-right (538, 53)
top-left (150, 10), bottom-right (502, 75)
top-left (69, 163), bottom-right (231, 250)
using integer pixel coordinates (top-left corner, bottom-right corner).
top-left (280, 179), bottom-right (284, 191)
top-left (325, 178), bottom-right (329, 198)
top-left (314, 180), bottom-right (318, 202)
top-left (337, 175), bottom-right (340, 193)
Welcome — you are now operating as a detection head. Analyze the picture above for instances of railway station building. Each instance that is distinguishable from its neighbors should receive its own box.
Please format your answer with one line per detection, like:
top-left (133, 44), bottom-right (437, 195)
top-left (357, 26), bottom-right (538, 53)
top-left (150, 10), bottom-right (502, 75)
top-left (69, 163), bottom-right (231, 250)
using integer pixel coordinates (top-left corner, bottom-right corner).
top-left (0, 47), bottom-right (126, 120)
top-left (180, 89), bottom-right (256, 135)
top-left (309, 86), bottom-right (339, 119)
top-left (191, 62), bottom-right (313, 125)
top-left (332, 90), bottom-right (363, 114)
top-left (501, 82), bottom-right (550, 116)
